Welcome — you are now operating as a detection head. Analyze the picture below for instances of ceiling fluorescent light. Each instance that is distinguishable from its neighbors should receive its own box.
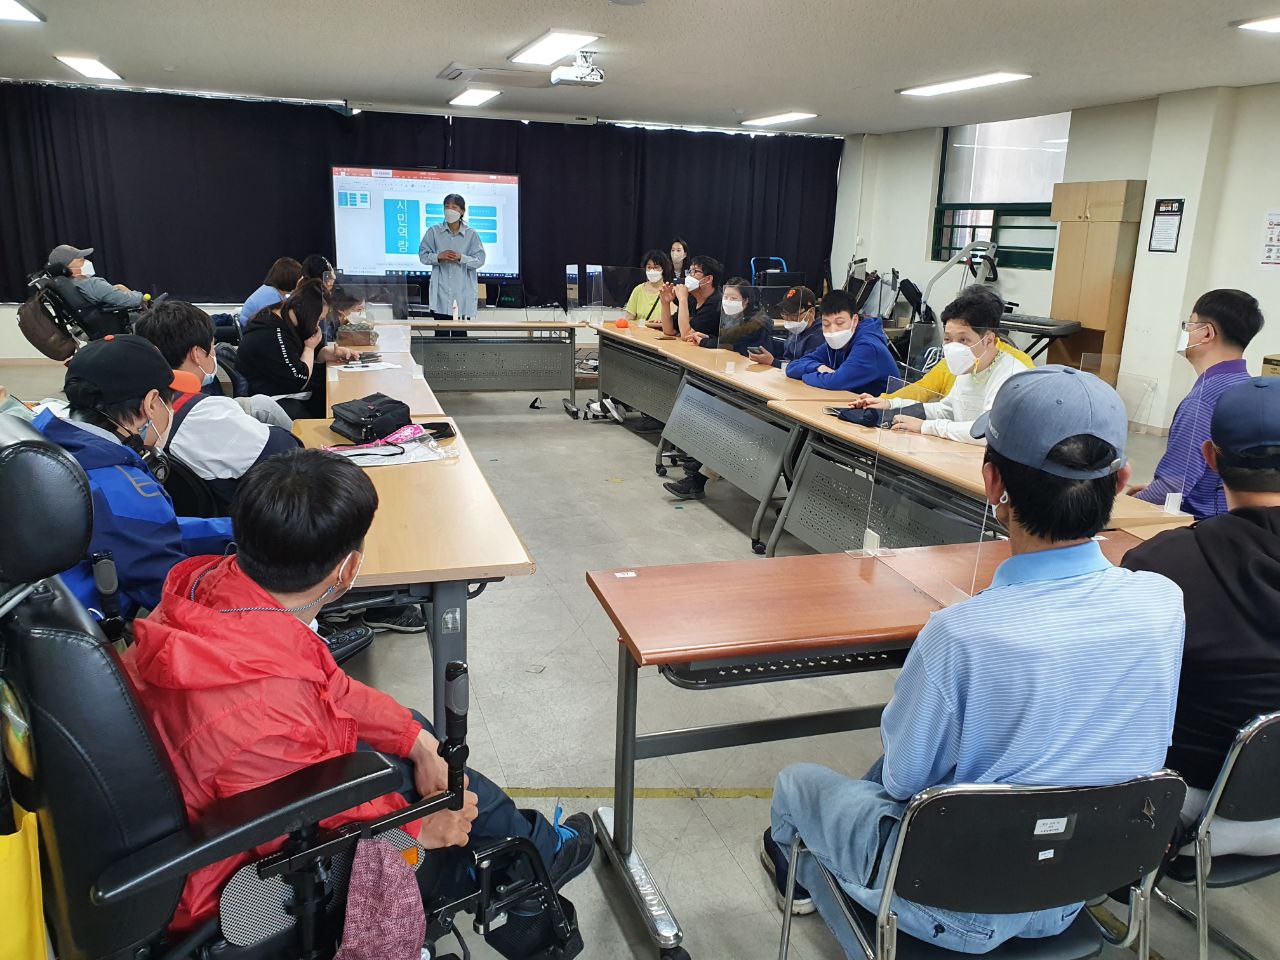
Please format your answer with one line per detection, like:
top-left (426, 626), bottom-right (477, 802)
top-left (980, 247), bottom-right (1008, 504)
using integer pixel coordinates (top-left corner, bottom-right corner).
top-left (742, 112), bottom-right (817, 127)
top-left (1237, 14), bottom-right (1280, 32)
top-left (899, 72), bottom-right (1030, 97)
top-left (55, 56), bottom-right (122, 80)
top-left (0, 0), bottom-right (42, 22)
top-left (510, 30), bottom-right (599, 65)
top-left (449, 87), bottom-right (501, 107)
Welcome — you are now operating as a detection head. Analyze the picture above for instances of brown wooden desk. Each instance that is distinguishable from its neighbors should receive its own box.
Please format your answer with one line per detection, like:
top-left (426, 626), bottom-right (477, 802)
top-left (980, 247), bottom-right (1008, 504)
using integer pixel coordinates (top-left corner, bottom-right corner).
top-left (325, 352), bottom-right (445, 416)
top-left (586, 534), bottom-right (1146, 951)
top-left (296, 418), bottom-right (534, 730)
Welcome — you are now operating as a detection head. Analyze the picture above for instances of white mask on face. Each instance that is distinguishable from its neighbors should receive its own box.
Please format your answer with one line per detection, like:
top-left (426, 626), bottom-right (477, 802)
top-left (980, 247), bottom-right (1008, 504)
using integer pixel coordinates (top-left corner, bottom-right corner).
top-left (943, 341), bottom-right (978, 375)
top-left (783, 318), bottom-right (807, 334)
top-left (1175, 329), bottom-right (1189, 356)
top-left (684, 275), bottom-right (701, 292)
top-left (79, 260), bottom-right (96, 278)
top-left (646, 269), bottom-right (663, 283)
top-left (444, 208), bottom-right (462, 224)
top-left (671, 250), bottom-right (684, 265)
top-left (824, 328), bottom-right (853, 350)
top-left (722, 299), bottom-right (745, 317)
top-left (197, 351), bottom-right (217, 387)
top-left (140, 398), bottom-right (173, 449)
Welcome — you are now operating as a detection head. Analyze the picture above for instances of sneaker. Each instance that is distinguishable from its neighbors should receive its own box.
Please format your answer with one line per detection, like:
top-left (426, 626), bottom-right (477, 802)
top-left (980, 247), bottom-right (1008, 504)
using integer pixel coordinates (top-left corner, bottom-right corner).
top-left (760, 829), bottom-right (815, 915)
top-left (602, 397), bottom-right (627, 425)
top-left (364, 604), bottom-right (427, 634)
top-left (663, 476), bottom-right (706, 500)
top-left (547, 806), bottom-right (595, 889)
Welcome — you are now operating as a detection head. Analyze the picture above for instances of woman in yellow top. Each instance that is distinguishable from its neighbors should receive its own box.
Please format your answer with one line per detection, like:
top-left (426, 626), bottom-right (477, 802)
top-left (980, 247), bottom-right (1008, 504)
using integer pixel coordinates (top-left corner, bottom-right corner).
top-left (623, 249), bottom-right (675, 328)
top-left (884, 336), bottom-right (1034, 401)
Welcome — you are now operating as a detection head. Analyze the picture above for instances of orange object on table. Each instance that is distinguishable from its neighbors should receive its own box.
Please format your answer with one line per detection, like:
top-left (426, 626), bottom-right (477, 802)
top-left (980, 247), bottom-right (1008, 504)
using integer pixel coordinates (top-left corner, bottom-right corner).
top-left (614, 317), bottom-right (630, 328)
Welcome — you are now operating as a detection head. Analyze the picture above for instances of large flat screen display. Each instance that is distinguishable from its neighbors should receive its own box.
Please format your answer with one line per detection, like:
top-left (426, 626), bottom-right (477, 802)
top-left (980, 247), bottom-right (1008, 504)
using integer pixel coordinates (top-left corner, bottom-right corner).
top-left (331, 167), bottom-right (520, 279)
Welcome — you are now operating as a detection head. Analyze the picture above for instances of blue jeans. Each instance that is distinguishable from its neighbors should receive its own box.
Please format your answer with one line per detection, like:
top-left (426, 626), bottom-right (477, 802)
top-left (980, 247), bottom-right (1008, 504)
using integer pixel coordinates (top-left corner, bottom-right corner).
top-left (358, 709), bottom-right (558, 901)
top-left (770, 760), bottom-right (1081, 956)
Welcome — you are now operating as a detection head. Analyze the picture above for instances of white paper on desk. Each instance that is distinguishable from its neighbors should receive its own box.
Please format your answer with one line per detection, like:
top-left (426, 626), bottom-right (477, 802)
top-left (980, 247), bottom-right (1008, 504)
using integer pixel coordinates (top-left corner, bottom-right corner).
top-left (335, 361), bottom-right (401, 372)
top-left (331, 442), bottom-right (459, 467)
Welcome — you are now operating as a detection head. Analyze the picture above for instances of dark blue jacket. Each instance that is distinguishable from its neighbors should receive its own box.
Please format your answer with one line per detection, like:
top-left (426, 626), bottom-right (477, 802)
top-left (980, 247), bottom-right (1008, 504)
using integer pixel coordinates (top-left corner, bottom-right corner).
top-left (33, 409), bottom-right (233, 618)
top-left (775, 320), bottom-right (826, 366)
top-left (785, 316), bottom-right (898, 393)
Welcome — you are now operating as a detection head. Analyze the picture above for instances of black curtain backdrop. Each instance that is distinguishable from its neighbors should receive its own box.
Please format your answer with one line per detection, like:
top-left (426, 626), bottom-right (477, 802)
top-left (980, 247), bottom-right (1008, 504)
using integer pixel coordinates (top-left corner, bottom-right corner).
top-left (0, 83), bottom-right (843, 307)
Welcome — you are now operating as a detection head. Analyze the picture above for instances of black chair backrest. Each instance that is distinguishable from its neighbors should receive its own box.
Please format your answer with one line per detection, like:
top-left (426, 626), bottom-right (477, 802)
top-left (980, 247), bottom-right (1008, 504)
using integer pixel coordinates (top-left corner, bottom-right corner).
top-left (163, 455), bottom-right (222, 519)
top-left (45, 275), bottom-right (132, 340)
top-left (0, 417), bottom-right (187, 960)
top-left (890, 773), bottom-right (1186, 915)
top-left (1215, 712), bottom-right (1280, 822)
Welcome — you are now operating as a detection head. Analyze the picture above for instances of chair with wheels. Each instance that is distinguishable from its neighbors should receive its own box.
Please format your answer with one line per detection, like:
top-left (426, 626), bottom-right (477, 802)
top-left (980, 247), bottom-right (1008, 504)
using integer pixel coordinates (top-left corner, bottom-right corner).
top-left (1153, 711), bottom-right (1280, 960)
top-left (0, 414), bottom-right (580, 960)
top-left (778, 773), bottom-right (1186, 960)
top-left (17, 265), bottom-right (135, 360)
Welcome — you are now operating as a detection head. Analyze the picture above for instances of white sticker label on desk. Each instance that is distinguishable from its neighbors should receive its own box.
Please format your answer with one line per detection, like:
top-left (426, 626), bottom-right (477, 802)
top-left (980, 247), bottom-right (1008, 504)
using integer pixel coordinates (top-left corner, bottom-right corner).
top-left (614, 571), bottom-right (638, 578)
top-left (1038, 849), bottom-right (1054, 861)
top-left (1034, 817), bottom-right (1069, 836)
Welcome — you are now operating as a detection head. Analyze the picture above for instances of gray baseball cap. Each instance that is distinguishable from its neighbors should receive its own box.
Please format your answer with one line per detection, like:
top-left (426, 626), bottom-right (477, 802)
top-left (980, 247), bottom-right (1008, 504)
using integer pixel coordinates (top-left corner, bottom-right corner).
top-left (48, 244), bottom-right (93, 266)
top-left (971, 365), bottom-right (1127, 479)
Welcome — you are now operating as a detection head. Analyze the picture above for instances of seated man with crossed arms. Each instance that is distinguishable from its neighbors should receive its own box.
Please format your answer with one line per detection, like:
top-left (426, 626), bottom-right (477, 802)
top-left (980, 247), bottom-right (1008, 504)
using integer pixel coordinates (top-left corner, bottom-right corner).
top-left (762, 366), bottom-right (1184, 955)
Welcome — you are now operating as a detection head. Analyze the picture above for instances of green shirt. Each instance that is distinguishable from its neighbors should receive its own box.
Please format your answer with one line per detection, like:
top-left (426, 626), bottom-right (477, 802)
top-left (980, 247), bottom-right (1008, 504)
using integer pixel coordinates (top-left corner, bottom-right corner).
top-left (624, 283), bottom-right (662, 324)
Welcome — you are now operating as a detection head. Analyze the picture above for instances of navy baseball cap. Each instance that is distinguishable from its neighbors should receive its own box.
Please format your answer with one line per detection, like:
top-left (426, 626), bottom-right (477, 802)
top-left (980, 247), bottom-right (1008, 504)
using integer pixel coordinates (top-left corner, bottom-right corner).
top-left (1212, 377), bottom-right (1280, 467)
top-left (971, 365), bottom-right (1127, 479)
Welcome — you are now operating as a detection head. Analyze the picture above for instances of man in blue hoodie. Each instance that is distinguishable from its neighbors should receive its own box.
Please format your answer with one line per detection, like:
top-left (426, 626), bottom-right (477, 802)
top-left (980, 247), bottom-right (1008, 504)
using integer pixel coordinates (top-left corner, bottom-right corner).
top-left (785, 289), bottom-right (898, 393)
top-left (33, 335), bottom-right (233, 620)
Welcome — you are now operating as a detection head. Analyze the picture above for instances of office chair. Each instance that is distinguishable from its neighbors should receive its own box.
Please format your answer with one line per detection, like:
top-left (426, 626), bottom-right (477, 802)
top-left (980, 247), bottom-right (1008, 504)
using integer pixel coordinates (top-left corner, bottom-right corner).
top-left (163, 455), bottom-right (223, 519)
top-left (0, 415), bottom-right (581, 960)
top-left (778, 773), bottom-right (1186, 960)
top-left (1153, 712), bottom-right (1280, 960)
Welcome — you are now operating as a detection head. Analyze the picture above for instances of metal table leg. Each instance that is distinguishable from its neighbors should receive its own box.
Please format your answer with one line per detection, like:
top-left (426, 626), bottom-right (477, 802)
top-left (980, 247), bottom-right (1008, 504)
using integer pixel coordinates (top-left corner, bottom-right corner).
top-left (569, 326), bottom-right (577, 409)
top-left (766, 439), bottom-right (815, 557)
top-left (428, 580), bottom-right (468, 733)
top-left (595, 645), bottom-right (682, 950)
top-left (749, 425), bottom-right (805, 554)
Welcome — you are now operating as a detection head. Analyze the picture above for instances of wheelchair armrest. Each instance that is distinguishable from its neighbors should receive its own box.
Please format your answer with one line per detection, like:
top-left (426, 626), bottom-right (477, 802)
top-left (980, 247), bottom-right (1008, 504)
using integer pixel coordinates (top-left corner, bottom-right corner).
top-left (92, 752), bottom-right (400, 905)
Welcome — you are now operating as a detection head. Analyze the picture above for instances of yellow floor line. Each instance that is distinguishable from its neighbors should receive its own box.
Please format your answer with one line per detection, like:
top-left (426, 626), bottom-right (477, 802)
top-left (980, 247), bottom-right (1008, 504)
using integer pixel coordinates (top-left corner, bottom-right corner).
top-left (504, 786), bottom-right (773, 800)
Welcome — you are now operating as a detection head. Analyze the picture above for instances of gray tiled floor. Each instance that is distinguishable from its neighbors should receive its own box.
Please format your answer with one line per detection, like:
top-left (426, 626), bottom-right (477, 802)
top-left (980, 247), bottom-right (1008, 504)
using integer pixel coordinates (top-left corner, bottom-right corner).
top-left (341, 388), bottom-right (1276, 960)
top-left (4, 357), bottom-right (1272, 959)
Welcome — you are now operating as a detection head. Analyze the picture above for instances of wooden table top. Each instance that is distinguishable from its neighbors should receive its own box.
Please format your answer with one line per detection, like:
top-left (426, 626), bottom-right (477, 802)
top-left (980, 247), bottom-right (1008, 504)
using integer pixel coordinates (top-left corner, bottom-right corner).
top-left (325, 352), bottom-right (444, 416)
top-left (770, 399), bottom-right (1191, 531)
top-left (294, 418), bottom-right (535, 587)
top-left (593, 321), bottom-right (858, 404)
top-left (409, 319), bottom-right (583, 331)
top-left (587, 552), bottom-right (941, 667)
top-left (874, 533), bottom-right (1142, 606)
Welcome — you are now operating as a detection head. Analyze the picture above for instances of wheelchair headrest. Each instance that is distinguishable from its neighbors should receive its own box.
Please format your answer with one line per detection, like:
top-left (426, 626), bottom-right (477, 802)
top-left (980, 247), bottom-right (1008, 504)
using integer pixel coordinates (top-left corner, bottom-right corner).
top-left (0, 415), bottom-right (93, 584)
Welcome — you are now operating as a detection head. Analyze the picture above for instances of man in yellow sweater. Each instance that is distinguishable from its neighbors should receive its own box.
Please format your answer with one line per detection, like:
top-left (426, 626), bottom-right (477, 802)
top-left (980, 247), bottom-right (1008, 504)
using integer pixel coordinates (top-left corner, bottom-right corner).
top-left (885, 337), bottom-right (1033, 402)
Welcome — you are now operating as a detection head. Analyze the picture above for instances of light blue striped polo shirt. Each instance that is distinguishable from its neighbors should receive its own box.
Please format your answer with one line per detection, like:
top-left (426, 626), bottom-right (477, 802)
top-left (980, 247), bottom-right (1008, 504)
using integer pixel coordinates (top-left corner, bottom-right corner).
top-left (881, 540), bottom-right (1185, 801)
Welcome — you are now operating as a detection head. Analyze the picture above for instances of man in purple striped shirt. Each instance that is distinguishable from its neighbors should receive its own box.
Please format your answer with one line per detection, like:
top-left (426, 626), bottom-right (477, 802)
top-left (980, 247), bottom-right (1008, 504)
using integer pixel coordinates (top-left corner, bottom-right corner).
top-left (1131, 289), bottom-right (1264, 519)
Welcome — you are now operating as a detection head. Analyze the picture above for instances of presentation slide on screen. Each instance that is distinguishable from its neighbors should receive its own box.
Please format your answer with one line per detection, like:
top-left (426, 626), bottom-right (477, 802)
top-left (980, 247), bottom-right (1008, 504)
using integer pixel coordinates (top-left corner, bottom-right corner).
top-left (331, 167), bottom-right (520, 279)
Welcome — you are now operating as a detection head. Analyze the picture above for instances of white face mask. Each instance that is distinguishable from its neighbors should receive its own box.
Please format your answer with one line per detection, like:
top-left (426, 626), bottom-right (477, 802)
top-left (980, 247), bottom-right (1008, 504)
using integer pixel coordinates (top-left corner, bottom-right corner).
top-left (197, 352), bottom-right (217, 387)
top-left (444, 208), bottom-right (462, 224)
top-left (140, 398), bottom-right (173, 449)
top-left (684, 275), bottom-right (701, 292)
top-left (1175, 329), bottom-right (1189, 356)
top-left (646, 269), bottom-right (663, 283)
top-left (824, 328), bottom-right (853, 350)
top-left (943, 341), bottom-right (978, 375)
top-left (79, 259), bottom-right (96, 278)
top-left (671, 250), bottom-right (684, 264)
top-left (722, 299), bottom-right (745, 317)
top-left (783, 318), bottom-right (807, 334)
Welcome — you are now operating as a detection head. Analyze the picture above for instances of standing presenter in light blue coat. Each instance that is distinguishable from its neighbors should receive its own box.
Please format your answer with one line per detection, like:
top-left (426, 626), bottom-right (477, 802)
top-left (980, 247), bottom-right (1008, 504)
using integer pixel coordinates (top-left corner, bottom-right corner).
top-left (418, 193), bottom-right (487, 338)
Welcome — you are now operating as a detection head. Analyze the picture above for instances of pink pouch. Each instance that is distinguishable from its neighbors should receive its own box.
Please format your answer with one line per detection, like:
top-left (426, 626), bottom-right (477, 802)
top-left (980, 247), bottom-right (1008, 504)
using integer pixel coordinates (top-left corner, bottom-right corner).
top-left (334, 838), bottom-right (425, 960)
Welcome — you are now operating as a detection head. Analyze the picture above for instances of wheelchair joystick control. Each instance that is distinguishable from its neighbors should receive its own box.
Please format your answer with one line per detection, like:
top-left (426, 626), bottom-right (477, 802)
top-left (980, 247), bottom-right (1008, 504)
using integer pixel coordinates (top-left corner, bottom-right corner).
top-left (91, 551), bottom-right (125, 642)
top-left (440, 661), bottom-right (470, 807)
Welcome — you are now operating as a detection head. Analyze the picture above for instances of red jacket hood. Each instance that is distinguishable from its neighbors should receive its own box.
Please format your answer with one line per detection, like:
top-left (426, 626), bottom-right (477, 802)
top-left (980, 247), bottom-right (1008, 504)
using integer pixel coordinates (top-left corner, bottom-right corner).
top-left (132, 555), bottom-right (334, 691)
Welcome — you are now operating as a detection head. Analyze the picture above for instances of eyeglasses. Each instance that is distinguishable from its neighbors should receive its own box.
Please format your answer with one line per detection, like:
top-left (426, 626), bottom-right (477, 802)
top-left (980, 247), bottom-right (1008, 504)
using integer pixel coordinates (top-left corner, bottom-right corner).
top-left (1181, 319), bottom-right (1209, 332)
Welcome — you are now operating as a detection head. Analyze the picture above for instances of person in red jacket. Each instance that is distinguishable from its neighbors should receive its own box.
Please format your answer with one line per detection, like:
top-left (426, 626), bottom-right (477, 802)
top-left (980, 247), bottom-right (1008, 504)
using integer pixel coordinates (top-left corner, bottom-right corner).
top-left (123, 448), bottom-right (594, 933)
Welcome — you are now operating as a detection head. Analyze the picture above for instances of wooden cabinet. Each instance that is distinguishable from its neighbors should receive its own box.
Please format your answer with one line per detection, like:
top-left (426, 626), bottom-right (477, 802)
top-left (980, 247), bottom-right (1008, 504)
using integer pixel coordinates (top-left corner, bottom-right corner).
top-left (1047, 180), bottom-right (1146, 373)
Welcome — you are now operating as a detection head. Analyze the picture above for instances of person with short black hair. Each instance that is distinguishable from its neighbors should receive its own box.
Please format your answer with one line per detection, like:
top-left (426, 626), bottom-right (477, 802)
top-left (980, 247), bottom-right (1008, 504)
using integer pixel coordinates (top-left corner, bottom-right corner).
top-left (699, 277), bottom-right (771, 354)
top-left (418, 194), bottom-right (486, 335)
top-left (763, 366), bottom-right (1184, 955)
top-left (238, 257), bottom-right (304, 327)
top-left (237, 278), bottom-right (359, 419)
top-left (1131, 288), bottom-right (1264, 519)
top-left (122, 449), bottom-right (595, 936)
top-left (134, 301), bottom-right (301, 508)
top-left (851, 286), bottom-right (1024, 443)
top-left (660, 254), bottom-right (723, 343)
top-left (747, 286), bottom-right (824, 369)
top-left (301, 253), bottom-right (336, 292)
top-left (783, 289), bottom-right (898, 393)
top-left (323, 284), bottom-right (366, 341)
top-left (1124, 377), bottom-right (1280, 857)
top-left (623, 249), bottom-right (674, 327)
top-left (31, 335), bottom-right (232, 618)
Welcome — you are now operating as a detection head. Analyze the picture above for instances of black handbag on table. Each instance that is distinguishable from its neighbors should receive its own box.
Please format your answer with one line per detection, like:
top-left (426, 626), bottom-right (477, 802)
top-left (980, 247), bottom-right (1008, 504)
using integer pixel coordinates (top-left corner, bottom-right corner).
top-left (330, 393), bottom-right (411, 443)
